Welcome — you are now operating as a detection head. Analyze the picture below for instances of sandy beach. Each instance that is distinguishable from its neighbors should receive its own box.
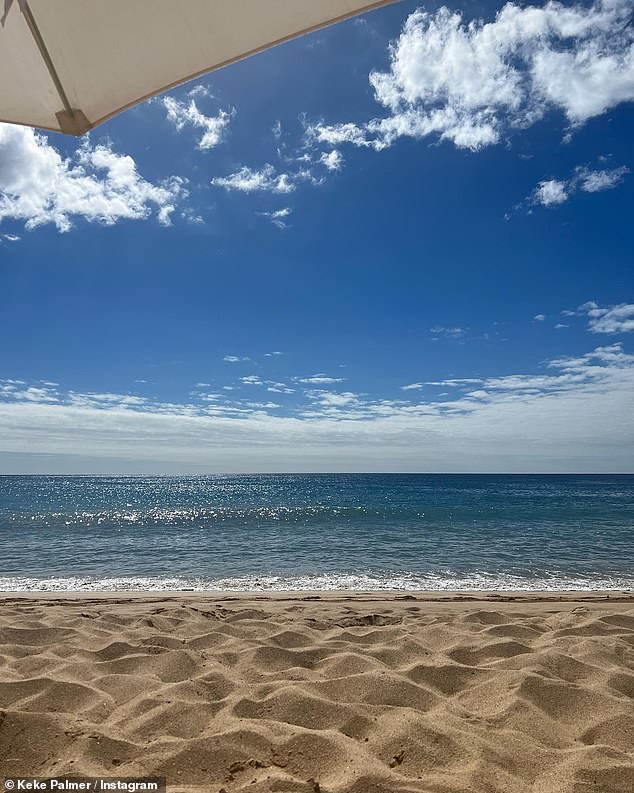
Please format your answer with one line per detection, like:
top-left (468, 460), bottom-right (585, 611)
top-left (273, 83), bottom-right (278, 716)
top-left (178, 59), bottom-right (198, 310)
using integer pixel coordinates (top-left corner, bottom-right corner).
top-left (0, 592), bottom-right (633, 792)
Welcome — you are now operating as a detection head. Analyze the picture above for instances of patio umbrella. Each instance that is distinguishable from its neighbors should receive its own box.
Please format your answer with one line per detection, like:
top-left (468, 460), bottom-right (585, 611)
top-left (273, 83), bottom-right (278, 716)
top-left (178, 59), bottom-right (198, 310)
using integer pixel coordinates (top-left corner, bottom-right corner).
top-left (0, 0), bottom-right (394, 136)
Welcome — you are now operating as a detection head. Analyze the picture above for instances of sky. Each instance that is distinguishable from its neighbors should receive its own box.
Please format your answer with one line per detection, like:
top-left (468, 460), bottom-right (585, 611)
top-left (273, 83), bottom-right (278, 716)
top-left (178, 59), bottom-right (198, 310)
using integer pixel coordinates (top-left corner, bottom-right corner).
top-left (0, 0), bottom-right (633, 474)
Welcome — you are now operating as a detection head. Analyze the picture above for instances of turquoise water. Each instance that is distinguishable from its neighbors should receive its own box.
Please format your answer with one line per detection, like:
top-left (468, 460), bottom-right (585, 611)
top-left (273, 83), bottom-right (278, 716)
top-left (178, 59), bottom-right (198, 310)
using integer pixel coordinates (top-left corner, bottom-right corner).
top-left (0, 474), bottom-right (632, 591)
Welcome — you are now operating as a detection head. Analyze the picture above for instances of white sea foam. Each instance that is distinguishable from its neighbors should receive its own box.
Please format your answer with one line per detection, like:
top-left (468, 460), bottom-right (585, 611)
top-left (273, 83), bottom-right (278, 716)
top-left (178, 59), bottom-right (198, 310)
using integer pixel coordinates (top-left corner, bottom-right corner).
top-left (0, 572), bottom-right (632, 593)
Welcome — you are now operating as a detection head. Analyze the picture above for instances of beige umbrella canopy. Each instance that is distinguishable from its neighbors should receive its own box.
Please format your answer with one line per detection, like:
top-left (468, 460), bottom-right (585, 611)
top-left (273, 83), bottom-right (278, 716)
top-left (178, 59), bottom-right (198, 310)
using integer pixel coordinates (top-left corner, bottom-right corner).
top-left (0, 0), bottom-right (394, 136)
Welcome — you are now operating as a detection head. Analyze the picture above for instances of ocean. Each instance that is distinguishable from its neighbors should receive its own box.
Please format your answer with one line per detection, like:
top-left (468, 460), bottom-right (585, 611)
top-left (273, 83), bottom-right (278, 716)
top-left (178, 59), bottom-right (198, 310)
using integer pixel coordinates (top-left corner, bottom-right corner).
top-left (0, 474), bottom-right (632, 592)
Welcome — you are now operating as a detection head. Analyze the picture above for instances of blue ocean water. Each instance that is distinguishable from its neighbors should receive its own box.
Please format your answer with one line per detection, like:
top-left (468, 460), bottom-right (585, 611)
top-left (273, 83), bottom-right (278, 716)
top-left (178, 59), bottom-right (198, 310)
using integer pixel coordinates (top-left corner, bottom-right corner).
top-left (0, 474), bottom-right (632, 591)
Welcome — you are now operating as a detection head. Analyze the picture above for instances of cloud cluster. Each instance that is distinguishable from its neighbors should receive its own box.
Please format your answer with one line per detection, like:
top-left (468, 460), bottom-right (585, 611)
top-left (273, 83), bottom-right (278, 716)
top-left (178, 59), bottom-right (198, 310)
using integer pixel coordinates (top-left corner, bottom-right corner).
top-left (319, 150), bottom-right (344, 172)
top-left (430, 326), bottom-right (468, 341)
top-left (211, 164), bottom-right (295, 194)
top-left (578, 301), bottom-right (634, 333)
top-left (0, 124), bottom-right (184, 232)
top-left (210, 158), bottom-right (329, 199)
top-left (1, 342), bottom-right (632, 471)
top-left (532, 164), bottom-right (629, 206)
top-left (296, 374), bottom-right (346, 385)
top-left (307, 1), bottom-right (634, 153)
top-left (533, 179), bottom-right (569, 206)
top-left (163, 96), bottom-right (234, 150)
top-left (267, 382), bottom-right (294, 394)
top-left (5, 3), bottom-right (633, 236)
top-left (259, 207), bottom-right (292, 229)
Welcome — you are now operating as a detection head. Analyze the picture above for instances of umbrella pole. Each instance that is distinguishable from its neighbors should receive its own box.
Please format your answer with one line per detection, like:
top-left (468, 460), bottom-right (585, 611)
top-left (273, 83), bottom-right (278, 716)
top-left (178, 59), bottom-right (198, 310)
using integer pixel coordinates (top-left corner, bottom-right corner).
top-left (21, 1), bottom-right (90, 135)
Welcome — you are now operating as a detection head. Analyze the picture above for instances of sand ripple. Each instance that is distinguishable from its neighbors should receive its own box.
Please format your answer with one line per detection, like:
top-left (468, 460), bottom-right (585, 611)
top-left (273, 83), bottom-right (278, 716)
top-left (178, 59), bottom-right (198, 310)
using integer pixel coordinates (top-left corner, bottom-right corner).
top-left (0, 595), bottom-right (633, 792)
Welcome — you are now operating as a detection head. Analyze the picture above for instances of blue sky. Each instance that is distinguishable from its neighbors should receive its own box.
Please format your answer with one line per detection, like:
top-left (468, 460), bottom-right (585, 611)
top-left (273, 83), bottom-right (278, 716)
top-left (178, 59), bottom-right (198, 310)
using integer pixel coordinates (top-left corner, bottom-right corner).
top-left (0, 0), bottom-right (633, 473)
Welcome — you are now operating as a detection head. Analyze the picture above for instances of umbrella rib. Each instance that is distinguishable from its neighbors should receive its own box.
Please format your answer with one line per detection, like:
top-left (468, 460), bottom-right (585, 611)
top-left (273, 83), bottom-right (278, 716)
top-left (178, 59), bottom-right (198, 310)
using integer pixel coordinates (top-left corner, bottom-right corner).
top-left (21, 1), bottom-right (73, 118)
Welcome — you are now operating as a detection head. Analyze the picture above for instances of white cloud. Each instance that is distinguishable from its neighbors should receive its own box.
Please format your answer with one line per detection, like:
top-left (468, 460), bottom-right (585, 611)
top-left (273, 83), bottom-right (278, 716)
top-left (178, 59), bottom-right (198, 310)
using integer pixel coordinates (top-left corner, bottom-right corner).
top-left (264, 351), bottom-right (284, 357)
top-left (2, 233), bottom-right (20, 242)
top-left (576, 165), bottom-right (630, 192)
top-left (163, 96), bottom-right (233, 150)
top-left (309, 391), bottom-right (360, 407)
top-left (198, 393), bottom-right (220, 402)
top-left (297, 374), bottom-right (346, 385)
top-left (319, 150), bottom-right (343, 172)
top-left (211, 165), bottom-right (295, 194)
top-left (306, 1), bottom-right (634, 153)
top-left (425, 378), bottom-right (484, 387)
top-left (6, 385), bottom-right (58, 403)
top-left (533, 179), bottom-right (568, 206)
top-left (241, 375), bottom-right (263, 385)
top-left (531, 164), bottom-right (629, 207)
top-left (259, 207), bottom-right (292, 229)
top-left (534, 314), bottom-right (547, 321)
top-left (267, 382), bottom-right (294, 394)
top-left (307, 121), bottom-right (376, 149)
top-left (0, 124), bottom-right (184, 232)
top-left (224, 355), bottom-right (249, 363)
top-left (1, 343), bottom-right (633, 471)
top-left (579, 301), bottom-right (634, 333)
top-left (187, 84), bottom-right (214, 99)
top-left (430, 326), bottom-right (467, 340)
top-left (67, 392), bottom-right (147, 409)
top-left (180, 208), bottom-right (204, 225)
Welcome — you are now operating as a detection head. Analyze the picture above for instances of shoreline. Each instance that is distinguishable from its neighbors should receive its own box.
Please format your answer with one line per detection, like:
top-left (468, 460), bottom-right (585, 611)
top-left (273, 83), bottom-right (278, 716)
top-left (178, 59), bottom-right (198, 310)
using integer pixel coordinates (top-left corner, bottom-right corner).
top-left (1, 588), bottom-right (633, 602)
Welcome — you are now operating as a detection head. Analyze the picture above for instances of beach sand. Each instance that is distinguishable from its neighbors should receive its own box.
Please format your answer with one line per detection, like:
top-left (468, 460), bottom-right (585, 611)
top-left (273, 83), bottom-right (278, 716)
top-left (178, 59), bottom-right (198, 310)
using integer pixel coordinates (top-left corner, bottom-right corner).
top-left (0, 592), bottom-right (633, 792)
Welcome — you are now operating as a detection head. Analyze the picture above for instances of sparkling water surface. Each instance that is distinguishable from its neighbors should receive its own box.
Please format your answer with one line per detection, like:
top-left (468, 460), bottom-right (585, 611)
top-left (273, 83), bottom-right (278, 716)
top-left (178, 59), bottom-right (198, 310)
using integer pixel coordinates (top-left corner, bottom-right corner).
top-left (0, 474), bottom-right (632, 591)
